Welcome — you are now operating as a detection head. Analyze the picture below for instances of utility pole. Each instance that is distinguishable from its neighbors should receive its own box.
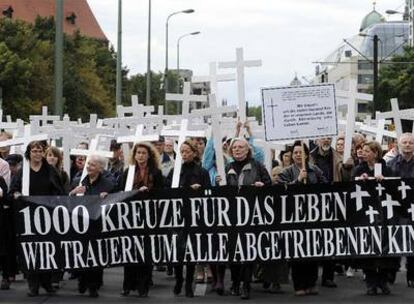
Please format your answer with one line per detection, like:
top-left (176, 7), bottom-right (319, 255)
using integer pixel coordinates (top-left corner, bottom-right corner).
top-left (146, 0), bottom-right (152, 106)
top-left (373, 34), bottom-right (379, 112)
top-left (116, 0), bottom-right (122, 107)
top-left (54, 0), bottom-right (64, 116)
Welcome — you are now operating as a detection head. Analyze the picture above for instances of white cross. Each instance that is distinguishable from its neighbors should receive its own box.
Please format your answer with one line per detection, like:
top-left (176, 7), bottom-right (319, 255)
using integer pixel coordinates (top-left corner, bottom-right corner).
top-left (29, 106), bottom-right (60, 126)
top-left (161, 119), bottom-right (205, 188)
top-left (190, 94), bottom-right (237, 185)
top-left (351, 184), bottom-right (371, 211)
top-left (70, 135), bottom-right (114, 187)
top-left (165, 82), bottom-right (207, 116)
top-left (0, 125), bottom-right (48, 195)
top-left (0, 110), bottom-right (24, 131)
top-left (399, 181), bottom-right (412, 199)
top-left (408, 204), bottom-right (414, 221)
top-left (376, 98), bottom-right (404, 138)
top-left (71, 114), bottom-right (115, 138)
top-left (365, 205), bottom-right (379, 224)
top-left (192, 62), bottom-right (235, 95)
top-left (376, 183), bottom-right (386, 197)
top-left (116, 95), bottom-right (155, 118)
top-left (381, 194), bottom-right (401, 219)
top-left (218, 48), bottom-right (262, 122)
top-left (117, 125), bottom-right (159, 191)
top-left (336, 80), bottom-right (373, 160)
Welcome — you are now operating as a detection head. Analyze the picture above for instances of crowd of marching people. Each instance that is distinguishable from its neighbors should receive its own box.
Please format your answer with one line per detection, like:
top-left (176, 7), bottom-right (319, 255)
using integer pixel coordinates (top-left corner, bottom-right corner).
top-left (0, 120), bottom-right (414, 299)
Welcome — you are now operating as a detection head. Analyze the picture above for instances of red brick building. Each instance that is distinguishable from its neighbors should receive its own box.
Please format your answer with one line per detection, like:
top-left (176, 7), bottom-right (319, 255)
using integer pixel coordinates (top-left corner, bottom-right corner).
top-left (0, 0), bottom-right (107, 40)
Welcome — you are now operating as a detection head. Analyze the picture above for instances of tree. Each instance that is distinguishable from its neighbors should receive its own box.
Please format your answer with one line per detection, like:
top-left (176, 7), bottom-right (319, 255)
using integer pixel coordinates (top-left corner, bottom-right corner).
top-left (0, 17), bottom-right (123, 120)
top-left (377, 46), bottom-right (414, 130)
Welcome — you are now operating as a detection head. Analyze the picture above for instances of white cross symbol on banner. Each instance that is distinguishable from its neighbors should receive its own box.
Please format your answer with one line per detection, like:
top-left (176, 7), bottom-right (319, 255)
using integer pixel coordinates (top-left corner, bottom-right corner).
top-left (381, 194), bottom-right (401, 219)
top-left (365, 205), bottom-right (379, 224)
top-left (398, 181), bottom-right (411, 200)
top-left (351, 184), bottom-right (371, 211)
top-left (408, 204), bottom-right (414, 221)
top-left (376, 183), bottom-right (386, 197)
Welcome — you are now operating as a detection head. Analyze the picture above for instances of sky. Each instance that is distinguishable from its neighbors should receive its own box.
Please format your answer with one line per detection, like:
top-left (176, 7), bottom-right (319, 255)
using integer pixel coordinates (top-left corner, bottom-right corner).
top-left (88, 0), bottom-right (406, 106)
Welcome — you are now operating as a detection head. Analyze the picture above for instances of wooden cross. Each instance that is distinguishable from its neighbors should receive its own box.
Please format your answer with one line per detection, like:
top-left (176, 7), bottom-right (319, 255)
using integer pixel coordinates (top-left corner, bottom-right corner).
top-left (336, 80), bottom-right (373, 160)
top-left (190, 94), bottom-right (237, 185)
top-left (218, 48), bottom-right (262, 122)
top-left (0, 125), bottom-right (48, 195)
top-left (166, 82), bottom-right (208, 116)
top-left (117, 95), bottom-right (155, 118)
top-left (376, 98), bottom-right (404, 138)
top-left (117, 124), bottom-right (159, 191)
top-left (29, 106), bottom-right (60, 134)
top-left (70, 135), bottom-right (114, 187)
top-left (192, 62), bottom-right (235, 95)
top-left (161, 119), bottom-right (205, 188)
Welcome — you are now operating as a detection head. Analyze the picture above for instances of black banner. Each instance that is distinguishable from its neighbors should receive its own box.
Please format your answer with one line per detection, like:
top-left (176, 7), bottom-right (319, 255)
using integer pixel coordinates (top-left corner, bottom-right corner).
top-left (15, 179), bottom-right (414, 272)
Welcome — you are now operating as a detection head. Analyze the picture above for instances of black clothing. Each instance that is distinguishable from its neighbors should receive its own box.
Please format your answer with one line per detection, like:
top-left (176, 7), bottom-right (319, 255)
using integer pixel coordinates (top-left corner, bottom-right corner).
top-left (226, 158), bottom-right (271, 292)
top-left (311, 148), bottom-right (333, 181)
top-left (166, 161), bottom-right (211, 188)
top-left (387, 154), bottom-right (414, 179)
top-left (121, 165), bottom-right (163, 295)
top-left (166, 161), bottom-right (210, 295)
top-left (10, 160), bottom-right (66, 196)
top-left (387, 154), bottom-right (414, 281)
top-left (71, 173), bottom-right (116, 195)
top-left (70, 173), bottom-right (115, 294)
top-left (351, 159), bottom-right (391, 180)
top-left (10, 159), bottom-right (65, 294)
top-left (226, 159), bottom-right (271, 187)
top-left (277, 160), bottom-right (322, 291)
top-left (351, 159), bottom-right (399, 290)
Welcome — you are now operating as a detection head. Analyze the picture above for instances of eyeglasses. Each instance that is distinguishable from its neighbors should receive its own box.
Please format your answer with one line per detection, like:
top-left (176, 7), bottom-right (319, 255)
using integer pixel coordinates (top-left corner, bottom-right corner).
top-left (30, 149), bottom-right (43, 154)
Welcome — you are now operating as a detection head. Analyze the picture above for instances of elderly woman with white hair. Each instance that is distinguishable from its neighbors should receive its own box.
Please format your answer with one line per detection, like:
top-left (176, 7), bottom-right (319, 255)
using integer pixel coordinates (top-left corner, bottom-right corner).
top-left (218, 137), bottom-right (271, 300)
top-left (70, 154), bottom-right (116, 298)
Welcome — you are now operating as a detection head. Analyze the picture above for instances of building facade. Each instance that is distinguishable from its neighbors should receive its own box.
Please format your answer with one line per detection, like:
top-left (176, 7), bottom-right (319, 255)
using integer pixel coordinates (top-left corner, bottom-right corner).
top-left (314, 8), bottom-right (409, 120)
top-left (0, 0), bottom-right (106, 41)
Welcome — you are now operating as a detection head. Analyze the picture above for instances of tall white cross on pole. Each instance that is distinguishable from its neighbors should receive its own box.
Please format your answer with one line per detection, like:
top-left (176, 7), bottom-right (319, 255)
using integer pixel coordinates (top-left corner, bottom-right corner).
top-left (166, 82), bottom-right (208, 116)
top-left (336, 79), bottom-right (373, 161)
top-left (117, 124), bottom-right (159, 191)
top-left (190, 94), bottom-right (237, 185)
top-left (376, 98), bottom-right (404, 138)
top-left (218, 48), bottom-right (262, 122)
top-left (117, 95), bottom-right (155, 118)
top-left (161, 119), bottom-right (205, 188)
top-left (192, 62), bottom-right (235, 95)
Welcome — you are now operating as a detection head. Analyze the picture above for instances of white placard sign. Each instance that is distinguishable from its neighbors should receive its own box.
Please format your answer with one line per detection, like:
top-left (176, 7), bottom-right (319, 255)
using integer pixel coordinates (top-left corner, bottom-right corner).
top-left (261, 84), bottom-right (338, 141)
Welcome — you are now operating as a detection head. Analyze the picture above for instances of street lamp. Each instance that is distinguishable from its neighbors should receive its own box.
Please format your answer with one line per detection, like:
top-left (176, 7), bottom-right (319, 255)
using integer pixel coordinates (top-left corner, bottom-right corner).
top-left (165, 9), bottom-right (195, 94)
top-left (176, 31), bottom-right (200, 92)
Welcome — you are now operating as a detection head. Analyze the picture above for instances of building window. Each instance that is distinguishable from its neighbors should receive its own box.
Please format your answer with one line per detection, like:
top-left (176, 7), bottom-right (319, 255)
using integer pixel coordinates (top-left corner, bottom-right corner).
top-left (2, 6), bottom-right (13, 18)
top-left (66, 12), bottom-right (77, 25)
top-left (358, 74), bottom-right (373, 85)
top-left (358, 61), bottom-right (373, 70)
top-left (357, 103), bottom-right (369, 113)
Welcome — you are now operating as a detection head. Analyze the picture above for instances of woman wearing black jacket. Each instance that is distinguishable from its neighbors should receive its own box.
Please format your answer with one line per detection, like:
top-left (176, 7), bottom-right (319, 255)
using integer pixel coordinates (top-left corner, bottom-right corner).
top-left (351, 140), bottom-right (399, 296)
top-left (70, 154), bottom-right (116, 298)
top-left (119, 142), bottom-right (163, 297)
top-left (166, 139), bottom-right (210, 298)
top-left (10, 141), bottom-right (66, 297)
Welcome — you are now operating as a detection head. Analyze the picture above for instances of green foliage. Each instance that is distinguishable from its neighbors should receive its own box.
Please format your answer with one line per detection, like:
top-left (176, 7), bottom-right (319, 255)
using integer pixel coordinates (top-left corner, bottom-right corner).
top-left (377, 47), bottom-right (414, 131)
top-left (248, 105), bottom-right (263, 124)
top-left (0, 17), bottom-right (122, 120)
